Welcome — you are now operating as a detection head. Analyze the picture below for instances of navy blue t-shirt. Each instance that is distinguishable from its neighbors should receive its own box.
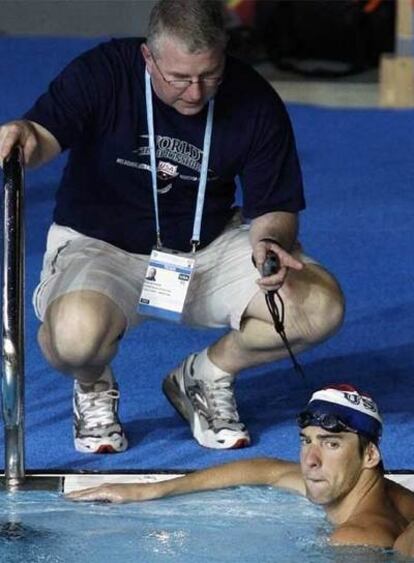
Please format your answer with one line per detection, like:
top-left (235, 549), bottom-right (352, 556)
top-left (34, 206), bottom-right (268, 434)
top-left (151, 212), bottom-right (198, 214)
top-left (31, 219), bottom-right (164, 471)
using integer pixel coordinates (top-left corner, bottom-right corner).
top-left (24, 38), bottom-right (305, 254)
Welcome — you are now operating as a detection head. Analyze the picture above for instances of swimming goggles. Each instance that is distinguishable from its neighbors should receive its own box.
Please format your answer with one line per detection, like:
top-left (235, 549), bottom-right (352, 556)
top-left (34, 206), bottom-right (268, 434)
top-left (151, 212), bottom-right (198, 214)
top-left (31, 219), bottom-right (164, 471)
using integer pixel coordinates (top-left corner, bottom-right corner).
top-left (296, 411), bottom-right (357, 434)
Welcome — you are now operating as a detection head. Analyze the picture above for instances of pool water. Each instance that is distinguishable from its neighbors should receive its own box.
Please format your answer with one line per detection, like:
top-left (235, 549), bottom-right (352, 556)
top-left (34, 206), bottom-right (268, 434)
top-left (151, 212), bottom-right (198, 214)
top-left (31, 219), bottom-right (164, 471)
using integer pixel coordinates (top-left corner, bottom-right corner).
top-left (0, 487), bottom-right (409, 562)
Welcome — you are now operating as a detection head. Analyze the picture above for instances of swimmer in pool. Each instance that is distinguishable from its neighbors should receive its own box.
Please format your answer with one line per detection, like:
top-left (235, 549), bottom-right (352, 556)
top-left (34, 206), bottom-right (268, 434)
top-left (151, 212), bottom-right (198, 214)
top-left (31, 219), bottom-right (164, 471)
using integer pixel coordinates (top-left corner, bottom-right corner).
top-left (67, 384), bottom-right (414, 555)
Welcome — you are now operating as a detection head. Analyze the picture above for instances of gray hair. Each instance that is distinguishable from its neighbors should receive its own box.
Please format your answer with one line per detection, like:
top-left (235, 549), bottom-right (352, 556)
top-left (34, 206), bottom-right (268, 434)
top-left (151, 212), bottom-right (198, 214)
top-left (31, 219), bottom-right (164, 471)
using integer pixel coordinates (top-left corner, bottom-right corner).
top-left (147, 0), bottom-right (228, 56)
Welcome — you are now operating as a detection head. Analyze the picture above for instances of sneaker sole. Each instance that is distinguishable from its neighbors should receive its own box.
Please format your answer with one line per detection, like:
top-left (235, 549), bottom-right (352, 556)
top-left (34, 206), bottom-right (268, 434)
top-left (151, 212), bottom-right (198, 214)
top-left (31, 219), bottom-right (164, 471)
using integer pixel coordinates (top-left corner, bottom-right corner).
top-left (74, 436), bottom-right (128, 454)
top-left (163, 373), bottom-right (250, 450)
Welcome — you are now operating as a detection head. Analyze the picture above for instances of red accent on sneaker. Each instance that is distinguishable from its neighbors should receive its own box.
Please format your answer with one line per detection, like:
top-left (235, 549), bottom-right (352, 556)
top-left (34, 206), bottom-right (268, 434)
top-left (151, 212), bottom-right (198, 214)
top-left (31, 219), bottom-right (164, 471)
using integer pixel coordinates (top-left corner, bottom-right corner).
top-left (230, 438), bottom-right (250, 449)
top-left (95, 444), bottom-right (117, 454)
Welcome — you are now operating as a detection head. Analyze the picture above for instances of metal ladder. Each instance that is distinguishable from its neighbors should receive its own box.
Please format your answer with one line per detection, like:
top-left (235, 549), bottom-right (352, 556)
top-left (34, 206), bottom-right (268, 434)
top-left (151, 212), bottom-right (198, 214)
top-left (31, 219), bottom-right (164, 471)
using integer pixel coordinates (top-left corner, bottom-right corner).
top-left (1, 146), bottom-right (25, 490)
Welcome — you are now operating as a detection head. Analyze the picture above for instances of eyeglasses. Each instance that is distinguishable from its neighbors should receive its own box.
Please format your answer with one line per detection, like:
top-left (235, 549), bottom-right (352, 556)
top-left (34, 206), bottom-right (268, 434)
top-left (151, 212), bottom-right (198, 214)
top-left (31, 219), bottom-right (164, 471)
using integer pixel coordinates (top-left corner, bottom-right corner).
top-left (150, 52), bottom-right (224, 90)
top-left (297, 411), bottom-right (357, 434)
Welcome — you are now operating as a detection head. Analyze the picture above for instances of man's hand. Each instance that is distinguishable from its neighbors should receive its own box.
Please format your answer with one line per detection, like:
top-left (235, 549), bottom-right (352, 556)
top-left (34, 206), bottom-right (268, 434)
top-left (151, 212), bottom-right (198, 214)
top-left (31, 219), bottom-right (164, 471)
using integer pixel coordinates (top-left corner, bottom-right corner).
top-left (0, 120), bottom-right (60, 168)
top-left (253, 239), bottom-right (303, 292)
top-left (66, 482), bottom-right (163, 504)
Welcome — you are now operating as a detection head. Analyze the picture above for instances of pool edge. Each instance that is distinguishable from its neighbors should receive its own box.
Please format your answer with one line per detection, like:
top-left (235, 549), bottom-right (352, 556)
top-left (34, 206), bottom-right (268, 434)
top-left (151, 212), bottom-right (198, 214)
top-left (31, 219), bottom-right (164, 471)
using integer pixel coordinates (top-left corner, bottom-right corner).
top-left (0, 470), bottom-right (413, 494)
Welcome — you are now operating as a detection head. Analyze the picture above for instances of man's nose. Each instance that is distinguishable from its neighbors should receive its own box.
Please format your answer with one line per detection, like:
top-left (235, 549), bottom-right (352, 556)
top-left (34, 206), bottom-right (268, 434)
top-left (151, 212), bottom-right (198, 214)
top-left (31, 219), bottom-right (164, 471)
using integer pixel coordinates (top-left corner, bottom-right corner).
top-left (185, 81), bottom-right (203, 101)
top-left (304, 445), bottom-right (322, 468)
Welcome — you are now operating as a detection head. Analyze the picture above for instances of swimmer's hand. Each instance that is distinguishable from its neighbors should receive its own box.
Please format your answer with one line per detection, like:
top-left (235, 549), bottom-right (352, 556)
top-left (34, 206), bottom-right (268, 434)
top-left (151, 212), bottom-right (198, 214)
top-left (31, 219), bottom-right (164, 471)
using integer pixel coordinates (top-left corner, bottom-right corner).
top-left (65, 482), bottom-right (164, 504)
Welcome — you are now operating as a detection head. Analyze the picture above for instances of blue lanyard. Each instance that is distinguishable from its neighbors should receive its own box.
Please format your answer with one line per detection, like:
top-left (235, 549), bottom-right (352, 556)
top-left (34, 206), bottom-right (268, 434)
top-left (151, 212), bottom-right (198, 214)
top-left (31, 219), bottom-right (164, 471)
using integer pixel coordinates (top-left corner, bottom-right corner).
top-left (145, 69), bottom-right (214, 251)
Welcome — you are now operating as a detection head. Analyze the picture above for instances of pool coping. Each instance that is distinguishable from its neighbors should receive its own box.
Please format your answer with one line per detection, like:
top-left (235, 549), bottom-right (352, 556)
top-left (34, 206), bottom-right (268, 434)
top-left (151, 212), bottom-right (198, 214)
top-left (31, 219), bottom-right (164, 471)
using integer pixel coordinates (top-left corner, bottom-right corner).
top-left (1, 470), bottom-right (413, 494)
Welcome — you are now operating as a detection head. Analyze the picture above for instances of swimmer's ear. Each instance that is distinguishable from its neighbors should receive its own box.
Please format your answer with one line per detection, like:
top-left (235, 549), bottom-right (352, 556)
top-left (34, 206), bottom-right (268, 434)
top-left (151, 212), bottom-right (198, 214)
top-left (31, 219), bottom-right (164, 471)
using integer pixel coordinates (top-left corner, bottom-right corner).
top-left (362, 442), bottom-right (381, 469)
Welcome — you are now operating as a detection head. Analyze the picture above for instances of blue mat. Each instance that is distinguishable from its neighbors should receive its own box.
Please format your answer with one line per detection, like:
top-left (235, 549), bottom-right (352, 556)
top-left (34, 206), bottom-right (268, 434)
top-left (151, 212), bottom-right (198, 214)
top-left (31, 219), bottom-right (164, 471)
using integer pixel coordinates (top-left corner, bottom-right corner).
top-left (1, 37), bottom-right (413, 472)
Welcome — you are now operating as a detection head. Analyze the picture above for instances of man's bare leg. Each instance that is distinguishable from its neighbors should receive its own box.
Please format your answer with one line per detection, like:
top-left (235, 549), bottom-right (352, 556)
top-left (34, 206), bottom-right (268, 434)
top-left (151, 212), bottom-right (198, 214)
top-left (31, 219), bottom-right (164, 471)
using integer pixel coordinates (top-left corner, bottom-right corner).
top-left (164, 263), bottom-right (344, 449)
top-left (38, 289), bottom-right (128, 453)
top-left (209, 263), bottom-right (344, 372)
top-left (38, 289), bottom-right (126, 384)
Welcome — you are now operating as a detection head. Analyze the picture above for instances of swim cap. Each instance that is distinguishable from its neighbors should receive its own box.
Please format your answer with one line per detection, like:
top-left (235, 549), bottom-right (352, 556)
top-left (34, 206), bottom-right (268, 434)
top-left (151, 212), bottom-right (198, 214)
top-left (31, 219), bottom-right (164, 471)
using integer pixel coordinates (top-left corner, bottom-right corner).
top-left (298, 384), bottom-right (382, 443)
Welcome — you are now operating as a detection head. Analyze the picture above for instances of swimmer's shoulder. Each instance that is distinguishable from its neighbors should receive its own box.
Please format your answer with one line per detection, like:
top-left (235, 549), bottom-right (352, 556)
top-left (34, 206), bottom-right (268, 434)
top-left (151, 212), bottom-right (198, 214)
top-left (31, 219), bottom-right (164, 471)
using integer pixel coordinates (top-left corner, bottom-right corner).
top-left (330, 511), bottom-right (402, 548)
top-left (394, 521), bottom-right (414, 557)
top-left (385, 477), bottom-right (414, 521)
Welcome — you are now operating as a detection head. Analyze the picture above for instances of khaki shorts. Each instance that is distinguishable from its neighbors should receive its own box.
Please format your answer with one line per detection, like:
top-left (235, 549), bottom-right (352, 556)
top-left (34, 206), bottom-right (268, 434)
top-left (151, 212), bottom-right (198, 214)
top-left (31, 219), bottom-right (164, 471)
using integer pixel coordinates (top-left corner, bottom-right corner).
top-left (33, 217), bottom-right (312, 331)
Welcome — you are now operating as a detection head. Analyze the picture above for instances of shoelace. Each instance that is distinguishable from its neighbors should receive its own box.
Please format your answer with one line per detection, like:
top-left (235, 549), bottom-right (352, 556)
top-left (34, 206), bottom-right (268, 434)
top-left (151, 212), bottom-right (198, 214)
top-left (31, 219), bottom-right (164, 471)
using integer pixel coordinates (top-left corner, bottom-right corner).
top-left (204, 376), bottom-right (240, 423)
top-left (76, 389), bottom-right (120, 429)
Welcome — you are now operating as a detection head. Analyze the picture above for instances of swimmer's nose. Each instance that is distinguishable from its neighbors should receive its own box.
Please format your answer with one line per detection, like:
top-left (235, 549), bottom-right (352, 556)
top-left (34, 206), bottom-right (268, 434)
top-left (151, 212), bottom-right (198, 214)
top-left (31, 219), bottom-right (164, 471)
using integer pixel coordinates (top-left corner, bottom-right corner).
top-left (303, 445), bottom-right (322, 468)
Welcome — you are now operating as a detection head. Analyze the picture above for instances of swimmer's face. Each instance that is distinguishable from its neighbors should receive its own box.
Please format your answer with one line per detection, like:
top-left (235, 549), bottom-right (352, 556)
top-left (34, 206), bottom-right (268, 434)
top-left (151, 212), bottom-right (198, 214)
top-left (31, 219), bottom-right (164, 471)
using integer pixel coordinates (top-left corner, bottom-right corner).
top-left (299, 426), bottom-right (365, 506)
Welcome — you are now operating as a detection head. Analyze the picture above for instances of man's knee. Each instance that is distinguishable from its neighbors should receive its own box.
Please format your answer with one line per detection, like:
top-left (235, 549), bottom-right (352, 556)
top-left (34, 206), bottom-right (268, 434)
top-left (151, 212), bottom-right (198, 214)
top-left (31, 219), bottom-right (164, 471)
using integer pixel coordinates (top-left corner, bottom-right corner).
top-left (243, 263), bottom-right (344, 347)
top-left (40, 291), bottom-right (126, 368)
top-left (290, 264), bottom-right (345, 344)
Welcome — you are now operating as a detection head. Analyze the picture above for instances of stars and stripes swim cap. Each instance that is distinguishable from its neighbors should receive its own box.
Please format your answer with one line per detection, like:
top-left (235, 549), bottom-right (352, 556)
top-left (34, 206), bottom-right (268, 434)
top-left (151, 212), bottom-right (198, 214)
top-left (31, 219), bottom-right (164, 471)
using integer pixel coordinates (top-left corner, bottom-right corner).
top-left (297, 384), bottom-right (383, 443)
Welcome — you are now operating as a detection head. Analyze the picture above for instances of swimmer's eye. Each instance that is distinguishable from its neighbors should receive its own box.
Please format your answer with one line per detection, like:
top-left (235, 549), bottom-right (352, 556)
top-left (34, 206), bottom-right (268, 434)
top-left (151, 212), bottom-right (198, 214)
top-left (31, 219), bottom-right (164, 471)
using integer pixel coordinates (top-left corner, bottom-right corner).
top-left (324, 440), bottom-right (341, 449)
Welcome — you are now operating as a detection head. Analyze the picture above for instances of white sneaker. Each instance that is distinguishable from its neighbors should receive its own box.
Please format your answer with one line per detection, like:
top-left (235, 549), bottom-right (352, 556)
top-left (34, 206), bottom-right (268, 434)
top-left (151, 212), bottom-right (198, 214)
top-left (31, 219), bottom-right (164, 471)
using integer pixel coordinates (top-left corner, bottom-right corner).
top-left (163, 354), bottom-right (250, 449)
top-left (73, 371), bottom-right (128, 454)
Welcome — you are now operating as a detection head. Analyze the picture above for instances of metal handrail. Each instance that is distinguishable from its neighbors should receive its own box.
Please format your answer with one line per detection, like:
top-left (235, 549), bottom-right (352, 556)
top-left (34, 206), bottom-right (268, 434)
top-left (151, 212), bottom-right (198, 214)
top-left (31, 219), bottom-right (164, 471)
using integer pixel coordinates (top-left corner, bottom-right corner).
top-left (2, 146), bottom-right (25, 490)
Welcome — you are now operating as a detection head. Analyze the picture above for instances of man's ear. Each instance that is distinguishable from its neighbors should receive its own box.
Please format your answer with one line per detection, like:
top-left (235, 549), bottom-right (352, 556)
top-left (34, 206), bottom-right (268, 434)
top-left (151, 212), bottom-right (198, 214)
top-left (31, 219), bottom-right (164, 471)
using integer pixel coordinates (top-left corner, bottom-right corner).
top-left (141, 43), bottom-right (152, 68)
top-left (363, 442), bottom-right (381, 469)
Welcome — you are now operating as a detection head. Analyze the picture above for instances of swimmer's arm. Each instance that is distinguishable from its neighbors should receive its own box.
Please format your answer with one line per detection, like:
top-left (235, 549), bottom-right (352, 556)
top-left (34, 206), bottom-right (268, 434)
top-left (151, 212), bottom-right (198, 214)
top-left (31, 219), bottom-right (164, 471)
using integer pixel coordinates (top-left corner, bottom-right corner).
top-left (0, 119), bottom-right (61, 168)
top-left (66, 457), bottom-right (305, 504)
